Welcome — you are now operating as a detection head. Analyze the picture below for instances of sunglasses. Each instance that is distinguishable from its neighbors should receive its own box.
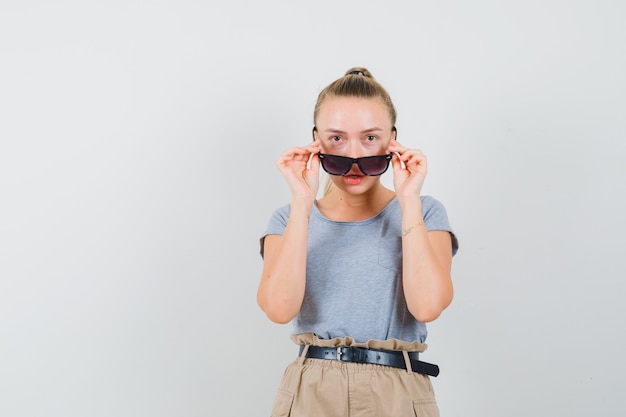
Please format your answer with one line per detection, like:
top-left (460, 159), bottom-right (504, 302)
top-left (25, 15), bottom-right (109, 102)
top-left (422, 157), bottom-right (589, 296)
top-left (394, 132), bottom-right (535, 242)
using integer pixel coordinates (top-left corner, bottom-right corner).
top-left (312, 126), bottom-right (397, 176)
top-left (317, 153), bottom-right (392, 176)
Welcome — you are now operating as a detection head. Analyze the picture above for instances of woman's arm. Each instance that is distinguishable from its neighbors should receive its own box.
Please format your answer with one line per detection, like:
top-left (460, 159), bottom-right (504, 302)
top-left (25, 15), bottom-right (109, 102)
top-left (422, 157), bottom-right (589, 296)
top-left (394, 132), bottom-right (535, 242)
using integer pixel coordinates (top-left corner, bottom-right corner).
top-left (257, 202), bottom-right (312, 323)
top-left (257, 141), bottom-right (320, 323)
top-left (399, 197), bottom-right (454, 322)
top-left (387, 140), bottom-right (454, 322)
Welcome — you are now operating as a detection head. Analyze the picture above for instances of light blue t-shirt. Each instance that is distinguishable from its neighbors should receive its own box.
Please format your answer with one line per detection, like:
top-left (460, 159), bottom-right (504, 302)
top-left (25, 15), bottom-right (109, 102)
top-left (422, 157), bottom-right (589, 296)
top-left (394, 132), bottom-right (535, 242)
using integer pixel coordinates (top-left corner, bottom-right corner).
top-left (261, 196), bottom-right (458, 343)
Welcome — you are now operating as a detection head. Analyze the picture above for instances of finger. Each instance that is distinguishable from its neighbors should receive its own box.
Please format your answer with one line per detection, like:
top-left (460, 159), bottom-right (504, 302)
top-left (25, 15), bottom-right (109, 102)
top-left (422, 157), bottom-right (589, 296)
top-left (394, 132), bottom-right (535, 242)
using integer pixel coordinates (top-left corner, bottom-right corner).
top-left (283, 146), bottom-right (315, 160)
top-left (305, 141), bottom-right (321, 154)
top-left (400, 150), bottom-right (422, 162)
top-left (276, 150), bottom-right (308, 167)
top-left (408, 151), bottom-right (427, 166)
top-left (277, 154), bottom-right (307, 166)
top-left (389, 148), bottom-right (413, 165)
top-left (308, 152), bottom-right (321, 171)
top-left (401, 156), bottom-right (425, 173)
top-left (390, 152), bottom-right (405, 171)
top-left (403, 155), bottom-right (428, 175)
top-left (397, 149), bottom-right (424, 164)
top-left (386, 139), bottom-right (406, 153)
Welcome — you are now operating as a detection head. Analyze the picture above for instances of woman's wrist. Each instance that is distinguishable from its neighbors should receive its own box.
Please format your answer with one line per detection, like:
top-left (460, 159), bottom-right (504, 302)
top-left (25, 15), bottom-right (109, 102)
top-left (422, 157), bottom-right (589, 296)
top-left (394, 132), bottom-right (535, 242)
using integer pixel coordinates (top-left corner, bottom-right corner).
top-left (397, 193), bottom-right (422, 213)
top-left (398, 194), bottom-right (424, 233)
top-left (290, 197), bottom-right (315, 217)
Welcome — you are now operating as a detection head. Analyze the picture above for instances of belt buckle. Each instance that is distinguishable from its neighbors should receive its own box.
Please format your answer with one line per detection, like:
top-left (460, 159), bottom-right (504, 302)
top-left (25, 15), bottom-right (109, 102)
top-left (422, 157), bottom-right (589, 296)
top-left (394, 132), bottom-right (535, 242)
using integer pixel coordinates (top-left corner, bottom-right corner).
top-left (336, 346), bottom-right (365, 363)
top-left (336, 347), bottom-right (346, 362)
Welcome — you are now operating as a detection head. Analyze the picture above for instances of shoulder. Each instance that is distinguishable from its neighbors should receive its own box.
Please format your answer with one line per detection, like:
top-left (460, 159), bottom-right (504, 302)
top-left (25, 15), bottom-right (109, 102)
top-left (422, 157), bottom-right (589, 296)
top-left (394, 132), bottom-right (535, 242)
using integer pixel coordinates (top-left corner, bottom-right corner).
top-left (273, 203), bottom-right (291, 217)
top-left (262, 203), bottom-right (292, 235)
top-left (419, 195), bottom-right (452, 229)
top-left (420, 195), bottom-right (443, 208)
top-left (420, 195), bottom-right (459, 255)
top-left (382, 195), bottom-right (446, 219)
top-left (266, 203), bottom-right (291, 222)
top-left (420, 195), bottom-right (449, 218)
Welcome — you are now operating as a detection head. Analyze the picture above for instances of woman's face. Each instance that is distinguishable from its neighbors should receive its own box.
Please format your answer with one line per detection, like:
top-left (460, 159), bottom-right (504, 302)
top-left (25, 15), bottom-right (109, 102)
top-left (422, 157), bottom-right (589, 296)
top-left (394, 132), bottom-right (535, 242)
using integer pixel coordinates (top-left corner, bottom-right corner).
top-left (315, 96), bottom-right (395, 158)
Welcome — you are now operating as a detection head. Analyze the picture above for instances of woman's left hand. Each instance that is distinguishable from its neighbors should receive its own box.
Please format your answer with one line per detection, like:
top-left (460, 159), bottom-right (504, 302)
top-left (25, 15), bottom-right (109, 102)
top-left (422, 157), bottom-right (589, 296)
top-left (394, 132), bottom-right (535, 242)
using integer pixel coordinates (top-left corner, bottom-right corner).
top-left (387, 139), bottom-right (428, 200)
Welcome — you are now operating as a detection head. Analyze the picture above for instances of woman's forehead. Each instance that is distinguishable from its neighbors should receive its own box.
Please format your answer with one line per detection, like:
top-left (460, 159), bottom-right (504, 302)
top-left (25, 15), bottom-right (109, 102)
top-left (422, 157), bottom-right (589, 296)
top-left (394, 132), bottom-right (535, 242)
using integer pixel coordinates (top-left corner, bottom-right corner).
top-left (316, 96), bottom-right (393, 129)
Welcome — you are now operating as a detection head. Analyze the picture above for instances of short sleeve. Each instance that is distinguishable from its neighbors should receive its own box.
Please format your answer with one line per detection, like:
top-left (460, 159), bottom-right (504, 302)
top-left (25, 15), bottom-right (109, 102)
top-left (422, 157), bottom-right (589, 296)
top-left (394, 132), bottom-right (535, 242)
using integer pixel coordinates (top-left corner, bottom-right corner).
top-left (259, 204), bottom-right (291, 258)
top-left (421, 196), bottom-right (459, 256)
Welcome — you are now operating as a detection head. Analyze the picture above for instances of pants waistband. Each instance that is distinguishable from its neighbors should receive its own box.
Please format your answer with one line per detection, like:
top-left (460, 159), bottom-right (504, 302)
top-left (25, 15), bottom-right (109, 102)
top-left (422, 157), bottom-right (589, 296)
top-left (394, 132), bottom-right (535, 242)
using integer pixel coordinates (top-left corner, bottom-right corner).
top-left (299, 345), bottom-right (440, 377)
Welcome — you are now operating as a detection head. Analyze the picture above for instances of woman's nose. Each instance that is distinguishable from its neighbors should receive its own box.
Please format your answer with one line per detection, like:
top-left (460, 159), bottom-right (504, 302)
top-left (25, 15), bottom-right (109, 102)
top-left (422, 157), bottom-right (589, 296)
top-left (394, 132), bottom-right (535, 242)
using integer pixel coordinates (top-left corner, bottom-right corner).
top-left (345, 140), bottom-right (364, 158)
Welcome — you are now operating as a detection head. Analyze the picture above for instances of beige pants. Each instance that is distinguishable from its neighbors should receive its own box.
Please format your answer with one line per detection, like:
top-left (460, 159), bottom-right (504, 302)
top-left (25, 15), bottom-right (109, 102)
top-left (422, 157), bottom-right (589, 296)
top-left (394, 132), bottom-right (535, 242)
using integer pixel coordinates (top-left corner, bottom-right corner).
top-left (270, 333), bottom-right (440, 417)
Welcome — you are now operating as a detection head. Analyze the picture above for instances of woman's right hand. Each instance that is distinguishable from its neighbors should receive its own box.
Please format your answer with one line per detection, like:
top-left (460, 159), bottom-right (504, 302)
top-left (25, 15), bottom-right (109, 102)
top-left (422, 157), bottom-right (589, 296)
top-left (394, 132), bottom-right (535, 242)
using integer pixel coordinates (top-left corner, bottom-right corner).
top-left (259, 140), bottom-right (320, 323)
top-left (275, 139), bottom-right (321, 204)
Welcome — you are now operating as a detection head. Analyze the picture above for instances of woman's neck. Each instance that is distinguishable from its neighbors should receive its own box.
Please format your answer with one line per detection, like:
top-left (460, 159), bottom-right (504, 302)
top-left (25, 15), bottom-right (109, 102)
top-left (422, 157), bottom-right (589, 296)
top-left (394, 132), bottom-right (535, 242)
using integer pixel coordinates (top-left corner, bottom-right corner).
top-left (316, 184), bottom-right (395, 222)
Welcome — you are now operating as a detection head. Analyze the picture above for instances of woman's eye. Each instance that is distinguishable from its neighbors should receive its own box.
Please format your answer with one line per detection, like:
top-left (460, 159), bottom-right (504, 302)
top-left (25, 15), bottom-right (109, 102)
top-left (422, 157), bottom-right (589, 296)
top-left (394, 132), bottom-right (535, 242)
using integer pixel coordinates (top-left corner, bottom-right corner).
top-left (330, 136), bottom-right (342, 142)
top-left (365, 135), bottom-right (377, 142)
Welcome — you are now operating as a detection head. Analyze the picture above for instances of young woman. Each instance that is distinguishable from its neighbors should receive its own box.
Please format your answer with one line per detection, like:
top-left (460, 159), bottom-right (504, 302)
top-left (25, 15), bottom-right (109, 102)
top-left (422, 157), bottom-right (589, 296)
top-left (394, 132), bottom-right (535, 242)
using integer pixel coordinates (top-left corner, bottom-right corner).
top-left (258, 67), bottom-right (458, 417)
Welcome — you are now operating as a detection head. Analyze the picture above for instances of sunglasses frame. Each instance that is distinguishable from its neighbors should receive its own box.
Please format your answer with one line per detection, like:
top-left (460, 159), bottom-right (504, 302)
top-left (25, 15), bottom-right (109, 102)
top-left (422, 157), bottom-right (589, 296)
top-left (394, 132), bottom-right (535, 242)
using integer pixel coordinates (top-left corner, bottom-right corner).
top-left (312, 126), bottom-right (397, 176)
top-left (317, 153), bottom-right (393, 176)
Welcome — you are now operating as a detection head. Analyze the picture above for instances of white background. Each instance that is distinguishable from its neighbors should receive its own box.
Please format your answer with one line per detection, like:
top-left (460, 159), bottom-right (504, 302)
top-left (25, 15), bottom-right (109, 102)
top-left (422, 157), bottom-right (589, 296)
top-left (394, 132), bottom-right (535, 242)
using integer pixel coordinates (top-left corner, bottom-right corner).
top-left (1, 1), bottom-right (625, 416)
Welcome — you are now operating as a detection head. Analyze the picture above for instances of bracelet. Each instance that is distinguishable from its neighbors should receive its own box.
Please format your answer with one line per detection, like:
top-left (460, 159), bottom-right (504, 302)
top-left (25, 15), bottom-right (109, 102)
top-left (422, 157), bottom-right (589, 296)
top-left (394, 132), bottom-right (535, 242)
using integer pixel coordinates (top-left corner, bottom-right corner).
top-left (402, 222), bottom-right (425, 236)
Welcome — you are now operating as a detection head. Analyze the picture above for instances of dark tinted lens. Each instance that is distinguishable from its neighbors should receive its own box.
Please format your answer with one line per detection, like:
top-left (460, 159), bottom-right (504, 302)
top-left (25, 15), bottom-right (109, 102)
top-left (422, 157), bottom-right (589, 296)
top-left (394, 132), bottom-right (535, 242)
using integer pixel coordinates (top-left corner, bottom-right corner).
top-left (358, 154), bottom-right (391, 176)
top-left (320, 154), bottom-right (352, 175)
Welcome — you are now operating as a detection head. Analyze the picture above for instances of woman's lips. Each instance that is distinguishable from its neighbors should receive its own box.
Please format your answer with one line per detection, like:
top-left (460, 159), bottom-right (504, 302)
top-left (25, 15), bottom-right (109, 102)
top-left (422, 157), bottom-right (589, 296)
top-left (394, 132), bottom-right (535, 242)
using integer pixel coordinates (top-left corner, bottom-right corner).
top-left (344, 174), bottom-right (363, 185)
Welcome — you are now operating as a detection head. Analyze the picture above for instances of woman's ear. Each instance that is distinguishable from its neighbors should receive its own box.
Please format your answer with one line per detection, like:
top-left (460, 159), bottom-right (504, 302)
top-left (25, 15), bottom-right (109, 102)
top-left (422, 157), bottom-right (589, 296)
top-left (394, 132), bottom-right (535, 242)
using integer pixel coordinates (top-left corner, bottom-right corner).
top-left (391, 126), bottom-right (398, 142)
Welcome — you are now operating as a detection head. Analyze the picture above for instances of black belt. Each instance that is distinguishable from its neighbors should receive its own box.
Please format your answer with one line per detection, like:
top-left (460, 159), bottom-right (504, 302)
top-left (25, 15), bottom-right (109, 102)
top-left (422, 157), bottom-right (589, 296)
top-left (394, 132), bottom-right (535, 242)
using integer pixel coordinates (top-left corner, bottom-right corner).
top-left (299, 345), bottom-right (439, 377)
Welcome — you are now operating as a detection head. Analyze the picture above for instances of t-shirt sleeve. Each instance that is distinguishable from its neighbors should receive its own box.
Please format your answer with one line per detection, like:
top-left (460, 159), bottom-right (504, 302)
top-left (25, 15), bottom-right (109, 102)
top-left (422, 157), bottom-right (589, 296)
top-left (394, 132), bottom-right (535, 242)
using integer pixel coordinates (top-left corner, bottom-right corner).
top-left (422, 196), bottom-right (459, 256)
top-left (259, 204), bottom-right (291, 258)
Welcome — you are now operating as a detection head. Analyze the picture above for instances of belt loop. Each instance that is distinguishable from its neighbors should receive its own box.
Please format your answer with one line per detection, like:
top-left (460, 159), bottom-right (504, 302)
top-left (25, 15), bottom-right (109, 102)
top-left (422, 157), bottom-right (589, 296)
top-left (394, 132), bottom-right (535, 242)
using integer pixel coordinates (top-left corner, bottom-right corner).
top-left (402, 351), bottom-right (413, 374)
top-left (297, 344), bottom-right (310, 365)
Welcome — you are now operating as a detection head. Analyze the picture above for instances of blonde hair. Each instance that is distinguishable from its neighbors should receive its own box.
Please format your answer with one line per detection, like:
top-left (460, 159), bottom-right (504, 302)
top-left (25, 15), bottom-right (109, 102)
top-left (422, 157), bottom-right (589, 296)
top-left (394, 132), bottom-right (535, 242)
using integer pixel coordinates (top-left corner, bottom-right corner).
top-left (314, 67), bottom-right (397, 126)
top-left (315, 67), bottom-right (397, 196)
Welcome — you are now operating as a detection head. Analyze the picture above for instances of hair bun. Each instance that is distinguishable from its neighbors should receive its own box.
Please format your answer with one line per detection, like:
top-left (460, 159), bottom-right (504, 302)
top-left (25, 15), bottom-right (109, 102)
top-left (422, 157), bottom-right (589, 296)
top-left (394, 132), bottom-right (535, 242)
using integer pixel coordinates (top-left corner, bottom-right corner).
top-left (345, 67), bottom-right (373, 78)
